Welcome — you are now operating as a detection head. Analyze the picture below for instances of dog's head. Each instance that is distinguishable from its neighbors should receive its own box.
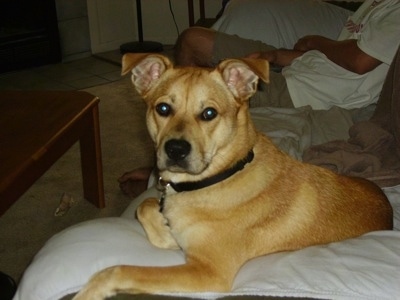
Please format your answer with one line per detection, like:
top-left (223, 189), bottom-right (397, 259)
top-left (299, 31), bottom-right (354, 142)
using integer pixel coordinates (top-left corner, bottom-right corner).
top-left (122, 53), bottom-right (269, 182)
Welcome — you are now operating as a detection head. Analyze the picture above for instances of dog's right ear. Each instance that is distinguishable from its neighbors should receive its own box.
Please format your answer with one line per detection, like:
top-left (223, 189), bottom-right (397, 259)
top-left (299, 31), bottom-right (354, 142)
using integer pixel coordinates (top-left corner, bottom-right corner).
top-left (217, 58), bottom-right (269, 103)
top-left (121, 53), bottom-right (173, 96)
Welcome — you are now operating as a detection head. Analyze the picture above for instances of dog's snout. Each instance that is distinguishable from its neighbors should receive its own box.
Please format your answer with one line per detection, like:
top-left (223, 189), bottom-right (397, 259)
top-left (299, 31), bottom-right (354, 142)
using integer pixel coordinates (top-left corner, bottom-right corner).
top-left (165, 139), bottom-right (191, 161)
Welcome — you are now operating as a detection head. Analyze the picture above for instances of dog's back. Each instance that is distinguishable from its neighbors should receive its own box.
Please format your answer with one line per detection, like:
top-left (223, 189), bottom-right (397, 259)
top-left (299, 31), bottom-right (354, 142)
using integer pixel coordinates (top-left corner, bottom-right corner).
top-left (244, 134), bottom-right (392, 255)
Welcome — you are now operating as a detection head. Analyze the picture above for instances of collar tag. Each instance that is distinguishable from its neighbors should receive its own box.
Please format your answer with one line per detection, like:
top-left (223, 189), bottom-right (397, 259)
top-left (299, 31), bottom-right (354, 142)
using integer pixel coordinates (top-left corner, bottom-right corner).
top-left (156, 176), bottom-right (170, 191)
top-left (157, 177), bottom-right (170, 212)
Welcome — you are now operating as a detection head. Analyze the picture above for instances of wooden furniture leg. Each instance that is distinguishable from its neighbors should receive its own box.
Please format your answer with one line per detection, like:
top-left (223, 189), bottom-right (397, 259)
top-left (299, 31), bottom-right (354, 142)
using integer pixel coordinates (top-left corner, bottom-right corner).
top-left (79, 104), bottom-right (105, 208)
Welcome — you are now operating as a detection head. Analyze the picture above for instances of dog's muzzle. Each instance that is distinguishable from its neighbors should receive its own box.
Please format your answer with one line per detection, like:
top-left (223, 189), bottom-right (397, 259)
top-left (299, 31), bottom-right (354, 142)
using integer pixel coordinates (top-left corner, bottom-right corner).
top-left (165, 139), bottom-right (191, 166)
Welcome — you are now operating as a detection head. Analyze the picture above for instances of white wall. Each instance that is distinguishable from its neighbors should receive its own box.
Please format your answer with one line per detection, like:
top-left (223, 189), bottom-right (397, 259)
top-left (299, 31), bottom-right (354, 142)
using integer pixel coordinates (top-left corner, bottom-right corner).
top-left (57, 0), bottom-right (91, 61)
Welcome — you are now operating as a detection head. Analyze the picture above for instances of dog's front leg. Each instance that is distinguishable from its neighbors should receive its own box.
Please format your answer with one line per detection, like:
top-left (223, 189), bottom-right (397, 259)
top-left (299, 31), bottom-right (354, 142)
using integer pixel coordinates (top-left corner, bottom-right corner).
top-left (73, 260), bottom-right (231, 300)
top-left (137, 198), bottom-right (179, 249)
top-left (72, 266), bottom-right (120, 300)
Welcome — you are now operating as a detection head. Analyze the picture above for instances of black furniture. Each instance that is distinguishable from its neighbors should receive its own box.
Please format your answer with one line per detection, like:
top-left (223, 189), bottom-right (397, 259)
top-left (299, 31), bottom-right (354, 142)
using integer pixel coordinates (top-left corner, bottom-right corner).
top-left (0, 0), bottom-right (61, 73)
top-left (0, 272), bottom-right (16, 300)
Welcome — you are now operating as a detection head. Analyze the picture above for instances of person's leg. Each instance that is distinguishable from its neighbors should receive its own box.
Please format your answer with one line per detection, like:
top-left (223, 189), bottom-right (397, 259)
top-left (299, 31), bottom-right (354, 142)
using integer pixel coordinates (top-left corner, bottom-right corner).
top-left (251, 71), bottom-right (294, 108)
top-left (175, 28), bottom-right (293, 108)
top-left (211, 31), bottom-right (294, 108)
top-left (175, 27), bottom-right (278, 67)
top-left (174, 27), bottom-right (217, 67)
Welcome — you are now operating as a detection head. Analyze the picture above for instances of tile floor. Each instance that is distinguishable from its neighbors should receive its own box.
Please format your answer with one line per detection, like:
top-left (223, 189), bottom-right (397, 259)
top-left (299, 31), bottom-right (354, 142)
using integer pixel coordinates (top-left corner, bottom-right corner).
top-left (0, 46), bottom-right (176, 91)
top-left (0, 52), bottom-right (123, 91)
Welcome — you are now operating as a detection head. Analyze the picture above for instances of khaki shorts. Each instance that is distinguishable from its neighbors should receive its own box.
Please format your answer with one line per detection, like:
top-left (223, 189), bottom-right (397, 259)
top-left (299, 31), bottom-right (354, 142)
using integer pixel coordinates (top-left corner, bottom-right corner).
top-left (212, 32), bottom-right (294, 108)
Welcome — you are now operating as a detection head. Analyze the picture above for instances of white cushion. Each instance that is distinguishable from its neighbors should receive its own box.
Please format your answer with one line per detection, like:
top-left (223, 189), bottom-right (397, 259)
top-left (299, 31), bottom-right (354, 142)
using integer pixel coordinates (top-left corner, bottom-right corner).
top-left (14, 186), bottom-right (400, 300)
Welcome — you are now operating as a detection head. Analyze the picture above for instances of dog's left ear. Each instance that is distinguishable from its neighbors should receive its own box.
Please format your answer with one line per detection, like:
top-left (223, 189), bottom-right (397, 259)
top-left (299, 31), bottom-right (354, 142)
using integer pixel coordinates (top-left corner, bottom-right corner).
top-left (217, 58), bottom-right (269, 101)
top-left (121, 53), bottom-right (172, 96)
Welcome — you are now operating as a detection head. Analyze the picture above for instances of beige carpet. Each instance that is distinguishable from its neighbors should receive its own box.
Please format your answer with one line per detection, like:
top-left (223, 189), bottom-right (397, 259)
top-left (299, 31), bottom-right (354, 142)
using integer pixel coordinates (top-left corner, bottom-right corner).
top-left (0, 76), bottom-right (154, 283)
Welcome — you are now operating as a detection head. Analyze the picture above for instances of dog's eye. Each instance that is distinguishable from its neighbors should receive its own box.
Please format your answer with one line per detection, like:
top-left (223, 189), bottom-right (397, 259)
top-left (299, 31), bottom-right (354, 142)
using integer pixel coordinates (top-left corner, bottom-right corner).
top-left (156, 103), bottom-right (171, 117)
top-left (201, 107), bottom-right (218, 121)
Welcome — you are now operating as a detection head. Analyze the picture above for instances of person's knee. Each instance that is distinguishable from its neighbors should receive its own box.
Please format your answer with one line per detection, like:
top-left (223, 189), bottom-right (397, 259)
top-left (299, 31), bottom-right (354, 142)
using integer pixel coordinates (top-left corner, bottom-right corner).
top-left (174, 27), bottom-right (202, 65)
top-left (174, 28), bottom-right (191, 64)
top-left (176, 27), bottom-right (198, 47)
top-left (174, 27), bottom-right (215, 67)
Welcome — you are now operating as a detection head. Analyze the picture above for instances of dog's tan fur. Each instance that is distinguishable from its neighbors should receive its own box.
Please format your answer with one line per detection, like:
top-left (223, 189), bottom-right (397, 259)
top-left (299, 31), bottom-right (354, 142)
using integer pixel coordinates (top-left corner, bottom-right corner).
top-left (73, 53), bottom-right (393, 299)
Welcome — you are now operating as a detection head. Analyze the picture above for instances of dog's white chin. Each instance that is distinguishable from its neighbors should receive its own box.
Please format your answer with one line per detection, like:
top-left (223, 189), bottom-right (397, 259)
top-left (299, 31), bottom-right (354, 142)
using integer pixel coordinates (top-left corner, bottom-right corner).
top-left (161, 164), bottom-right (208, 175)
top-left (157, 155), bottom-right (210, 174)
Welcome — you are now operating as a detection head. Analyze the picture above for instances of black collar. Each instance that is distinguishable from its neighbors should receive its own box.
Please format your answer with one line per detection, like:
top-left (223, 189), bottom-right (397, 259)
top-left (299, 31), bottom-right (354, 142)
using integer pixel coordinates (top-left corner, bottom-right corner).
top-left (167, 150), bottom-right (254, 193)
top-left (158, 150), bottom-right (254, 212)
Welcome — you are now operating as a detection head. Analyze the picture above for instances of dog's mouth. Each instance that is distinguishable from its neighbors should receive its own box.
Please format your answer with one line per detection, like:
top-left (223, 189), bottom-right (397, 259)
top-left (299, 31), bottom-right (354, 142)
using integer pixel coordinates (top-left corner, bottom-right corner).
top-left (165, 160), bottom-right (190, 172)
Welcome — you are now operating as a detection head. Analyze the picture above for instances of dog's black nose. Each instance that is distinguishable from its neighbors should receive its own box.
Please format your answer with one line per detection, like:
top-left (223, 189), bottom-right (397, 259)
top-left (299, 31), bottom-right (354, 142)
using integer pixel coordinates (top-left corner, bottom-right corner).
top-left (165, 139), bottom-right (191, 161)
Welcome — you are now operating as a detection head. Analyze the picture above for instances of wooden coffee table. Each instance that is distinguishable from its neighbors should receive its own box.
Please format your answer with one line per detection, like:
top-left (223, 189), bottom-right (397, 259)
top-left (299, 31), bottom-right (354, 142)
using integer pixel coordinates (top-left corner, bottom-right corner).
top-left (0, 91), bottom-right (105, 216)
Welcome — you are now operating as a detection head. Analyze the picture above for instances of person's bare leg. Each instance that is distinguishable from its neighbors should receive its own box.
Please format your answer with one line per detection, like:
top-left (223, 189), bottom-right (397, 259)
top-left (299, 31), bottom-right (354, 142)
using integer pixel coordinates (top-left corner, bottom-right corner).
top-left (174, 27), bottom-right (216, 67)
top-left (118, 167), bottom-right (154, 198)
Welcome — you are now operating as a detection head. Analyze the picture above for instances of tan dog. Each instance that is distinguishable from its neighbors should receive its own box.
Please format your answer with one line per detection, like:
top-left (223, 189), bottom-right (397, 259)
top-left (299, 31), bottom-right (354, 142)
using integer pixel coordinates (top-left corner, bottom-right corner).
top-left (73, 53), bottom-right (393, 299)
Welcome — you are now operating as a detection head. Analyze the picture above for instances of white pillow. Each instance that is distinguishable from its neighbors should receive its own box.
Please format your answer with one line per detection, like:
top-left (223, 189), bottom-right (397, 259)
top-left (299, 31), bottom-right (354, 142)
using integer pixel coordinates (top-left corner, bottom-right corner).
top-left (212, 0), bottom-right (353, 49)
top-left (15, 186), bottom-right (400, 300)
top-left (14, 220), bottom-right (184, 299)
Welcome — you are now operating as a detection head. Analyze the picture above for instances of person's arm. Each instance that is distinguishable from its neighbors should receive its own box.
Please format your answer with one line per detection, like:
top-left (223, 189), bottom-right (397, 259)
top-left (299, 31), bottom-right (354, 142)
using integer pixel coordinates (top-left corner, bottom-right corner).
top-left (293, 35), bottom-right (382, 74)
top-left (247, 49), bottom-right (304, 67)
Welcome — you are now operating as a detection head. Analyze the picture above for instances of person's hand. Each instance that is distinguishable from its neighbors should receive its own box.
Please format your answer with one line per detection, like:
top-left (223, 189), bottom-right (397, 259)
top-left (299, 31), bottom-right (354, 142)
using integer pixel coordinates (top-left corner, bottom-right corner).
top-left (294, 35), bottom-right (334, 52)
top-left (247, 49), bottom-right (303, 67)
top-left (293, 35), bottom-right (318, 51)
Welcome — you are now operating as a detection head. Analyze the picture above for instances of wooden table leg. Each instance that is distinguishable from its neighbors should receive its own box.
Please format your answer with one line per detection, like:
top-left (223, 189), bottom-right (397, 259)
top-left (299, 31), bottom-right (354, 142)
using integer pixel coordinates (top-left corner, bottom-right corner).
top-left (79, 104), bottom-right (105, 208)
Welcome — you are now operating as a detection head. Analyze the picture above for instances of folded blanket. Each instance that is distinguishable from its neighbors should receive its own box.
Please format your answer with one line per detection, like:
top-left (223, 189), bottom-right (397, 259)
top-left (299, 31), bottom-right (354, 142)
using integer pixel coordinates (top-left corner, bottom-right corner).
top-left (303, 46), bottom-right (400, 187)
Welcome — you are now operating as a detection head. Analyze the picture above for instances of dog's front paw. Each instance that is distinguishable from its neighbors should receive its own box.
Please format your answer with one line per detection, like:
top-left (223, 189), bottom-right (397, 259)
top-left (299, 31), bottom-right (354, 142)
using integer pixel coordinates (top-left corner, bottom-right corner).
top-left (72, 267), bottom-right (118, 300)
top-left (137, 198), bottom-right (180, 249)
top-left (137, 197), bottom-right (161, 216)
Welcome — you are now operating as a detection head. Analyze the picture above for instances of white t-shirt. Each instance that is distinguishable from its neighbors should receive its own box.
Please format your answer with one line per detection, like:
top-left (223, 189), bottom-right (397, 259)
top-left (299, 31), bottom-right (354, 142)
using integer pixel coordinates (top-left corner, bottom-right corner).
top-left (283, 0), bottom-right (400, 110)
